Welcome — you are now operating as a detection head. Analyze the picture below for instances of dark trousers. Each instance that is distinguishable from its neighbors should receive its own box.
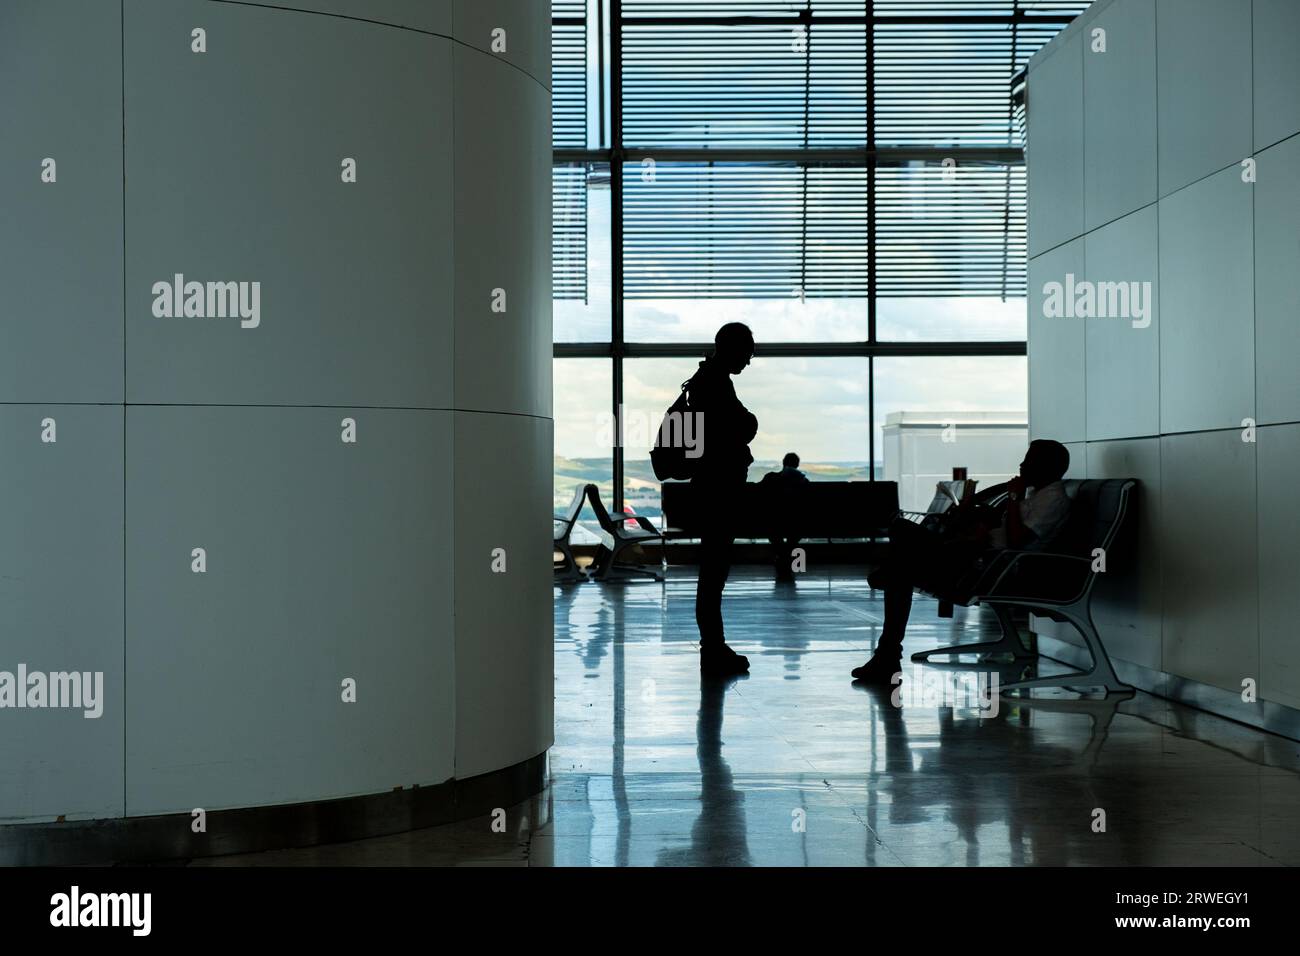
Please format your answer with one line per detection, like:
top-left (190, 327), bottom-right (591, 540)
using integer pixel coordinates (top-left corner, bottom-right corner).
top-left (869, 518), bottom-right (982, 654)
top-left (694, 476), bottom-right (740, 646)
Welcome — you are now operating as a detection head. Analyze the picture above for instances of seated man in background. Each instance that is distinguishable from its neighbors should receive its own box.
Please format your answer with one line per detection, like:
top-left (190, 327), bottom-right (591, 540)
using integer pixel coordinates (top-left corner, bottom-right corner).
top-left (850, 439), bottom-right (1073, 685)
top-left (760, 452), bottom-right (810, 582)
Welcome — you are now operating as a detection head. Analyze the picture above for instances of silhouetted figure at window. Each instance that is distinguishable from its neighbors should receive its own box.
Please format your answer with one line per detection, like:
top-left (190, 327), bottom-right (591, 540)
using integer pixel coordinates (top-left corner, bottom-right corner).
top-left (689, 323), bottom-right (758, 677)
top-left (851, 439), bottom-right (1073, 685)
top-left (760, 452), bottom-right (810, 582)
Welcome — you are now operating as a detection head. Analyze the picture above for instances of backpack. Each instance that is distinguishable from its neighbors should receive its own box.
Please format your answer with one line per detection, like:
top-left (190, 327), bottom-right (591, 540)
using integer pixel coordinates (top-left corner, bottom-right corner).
top-left (650, 377), bottom-right (699, 481)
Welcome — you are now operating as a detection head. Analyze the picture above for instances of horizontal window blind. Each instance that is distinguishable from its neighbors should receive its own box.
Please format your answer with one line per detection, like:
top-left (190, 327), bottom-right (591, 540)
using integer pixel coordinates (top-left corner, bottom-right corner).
top-left (552, 0), bottom-right (1088, 304)
top-left (553, 164), bottom-right (590, 301)
top-left (621, 21), bottom-right (868, 148)
top-left (618, 1), bottom-right (1089, 150)
top-left (874, 1), bottom-right (1090, 15)
top-left (552, 0), bottom-right (587, 147)
top-left (622, 1), bottom-right (868, 16)
top-left (875, 161), bottom-right (1025, 297)
top-left (874, 3), bottom-right (1088, 147)
top-left (623, 162), bottom-right (869, 298)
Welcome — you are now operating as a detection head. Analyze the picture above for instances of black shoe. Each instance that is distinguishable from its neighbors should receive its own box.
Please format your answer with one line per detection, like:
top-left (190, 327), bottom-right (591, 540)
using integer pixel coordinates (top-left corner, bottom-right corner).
top-left (851, 651), bottom-right (903, 685)
top-left (701, 643), bottom-right (750, 677)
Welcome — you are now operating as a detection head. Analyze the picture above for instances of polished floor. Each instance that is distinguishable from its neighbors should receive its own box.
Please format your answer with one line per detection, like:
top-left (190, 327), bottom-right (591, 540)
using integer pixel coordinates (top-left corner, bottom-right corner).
top-left (198, 568), bottom-right (1300, 866)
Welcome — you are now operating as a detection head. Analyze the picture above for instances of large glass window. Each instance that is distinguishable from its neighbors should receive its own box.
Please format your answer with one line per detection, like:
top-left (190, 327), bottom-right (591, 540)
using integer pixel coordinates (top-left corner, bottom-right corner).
top-left (873, 356), bottom-right (1028, 511)
top-left (551, 0), bottom-right (1090, 515)
top-left (554, 359), bottom-right (614, 541)
top-left (622, 357), bottom-right (871, 523)
top-left (553, 162), bottom-right (612, 342)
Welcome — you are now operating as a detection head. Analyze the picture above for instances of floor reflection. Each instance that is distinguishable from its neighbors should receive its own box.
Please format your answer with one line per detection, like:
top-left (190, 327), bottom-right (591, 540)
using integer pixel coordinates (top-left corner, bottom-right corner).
top-left (542, 569), bottom-right (1300, 867)
top-left (656, 676), bottom-right (752, 866)
top-left (201, 568), bottom-right (1300, 866)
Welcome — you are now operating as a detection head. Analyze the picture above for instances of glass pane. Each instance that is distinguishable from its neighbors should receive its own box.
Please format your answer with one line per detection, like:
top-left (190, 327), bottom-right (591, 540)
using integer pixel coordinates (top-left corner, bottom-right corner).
top-left (622, 161), bottom-right (868, 342)
top-left (553, 163), bottom-right (612, 342)
top-left (621, 20), bottom-right (868, 149)
top-left (554, 358), bottom-right (614, 545)
top-left (551, 1), bottom-right (588, 147)
top-left (626, 297), bottom-right (868, 344)
top-left (876, 297), bottom-right (1027, 341)
top-left (874, 160), bottom-right (1027, 327)
top-left (873, 356), bottom-right (1028, 512)
top-left (552, 0), bottom-right (610, 149)
top-left (623, 357), bottom-right (870, 525)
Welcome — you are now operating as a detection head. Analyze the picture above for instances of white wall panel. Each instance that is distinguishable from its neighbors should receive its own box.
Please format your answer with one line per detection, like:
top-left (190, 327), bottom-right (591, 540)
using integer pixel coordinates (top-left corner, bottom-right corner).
top-left (0, 0), bottom-right (122, 404)
top-left (125, 0), bottom-right (454, 407)
top-left (1257, 424), bottom-right (1300, 709)
top-left (250, 0), bottom-right (452, 34)
top-left (1159, 429), bottom-right (1257, 692)
top-left (1155, 0), bottom-right (1252, 196)
top-left (1252, 0), bottom-right (1300, 150)
top-left (1028, 34), bottom-right (1085, 256)
top-left (454, 412), bottom-right (554, 779)
top-left (126, 407), bottom-right (454, 815)
top-left (1028, 240), bottom-right (1087, 443)
top-left (1085, 206), bottom-right (1160, 440)
top-left (1087, 436), bottom-right (1162, 670)
top-left (453, 48), bottom-right (553, 418)
top-left (453, 0), bottom-right (552, 90)
top-left (1158, 166), bottom-right (1254, 434)
top-left (1254, 133), bottom-right (1300, 426)
top-left (1083, 0), bottom-right (1157, 230)
top-left (0, 406), bottom-right (124, 822)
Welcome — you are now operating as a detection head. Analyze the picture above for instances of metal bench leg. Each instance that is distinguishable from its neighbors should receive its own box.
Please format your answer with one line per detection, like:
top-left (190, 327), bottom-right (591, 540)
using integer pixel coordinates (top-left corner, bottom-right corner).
top-left (1001, 604), bottom-right (1133, 695)
top-left (554, 543), bottom-right (587, 583)
top-left (594, 539), bottom-right (664, 582)
top-left (910, 602), bottom-right (1034, 662)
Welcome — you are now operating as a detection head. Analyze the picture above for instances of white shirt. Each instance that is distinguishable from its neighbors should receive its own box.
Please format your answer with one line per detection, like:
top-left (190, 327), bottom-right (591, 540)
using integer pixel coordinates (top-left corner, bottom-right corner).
top-left (988, 480), bottom-right (1071, 550)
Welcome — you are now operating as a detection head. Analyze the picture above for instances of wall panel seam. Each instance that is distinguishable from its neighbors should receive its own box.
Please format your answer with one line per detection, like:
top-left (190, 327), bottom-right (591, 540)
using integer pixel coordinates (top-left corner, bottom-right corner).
top-left (205, 0), bottom-right (554, 93)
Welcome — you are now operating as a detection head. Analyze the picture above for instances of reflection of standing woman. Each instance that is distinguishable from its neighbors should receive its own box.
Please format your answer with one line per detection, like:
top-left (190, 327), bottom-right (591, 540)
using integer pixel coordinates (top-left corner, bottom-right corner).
top-left (688, 323), bottom-right (758, 677)
top-left (654, 678), bottom-right (753, 866)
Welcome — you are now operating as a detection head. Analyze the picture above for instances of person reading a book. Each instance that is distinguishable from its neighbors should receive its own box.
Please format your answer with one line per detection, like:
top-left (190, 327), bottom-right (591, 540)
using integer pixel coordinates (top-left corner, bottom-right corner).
top-left (850, 439), bottom-right (1073, 685)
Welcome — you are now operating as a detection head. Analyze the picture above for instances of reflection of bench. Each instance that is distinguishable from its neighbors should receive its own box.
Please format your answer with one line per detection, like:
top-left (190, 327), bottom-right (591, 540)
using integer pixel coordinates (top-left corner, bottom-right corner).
top-left (910, 478), bottom-right (1137, 695)
top-left (660, 480), bottom-right (899, 540)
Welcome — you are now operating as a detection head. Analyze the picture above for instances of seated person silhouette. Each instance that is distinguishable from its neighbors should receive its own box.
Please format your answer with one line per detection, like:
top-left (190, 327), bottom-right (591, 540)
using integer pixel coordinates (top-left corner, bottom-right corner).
top-left (760, 452), bottom-right (810, 582)
top-left (850, 439), bottom-right (1073, 685)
